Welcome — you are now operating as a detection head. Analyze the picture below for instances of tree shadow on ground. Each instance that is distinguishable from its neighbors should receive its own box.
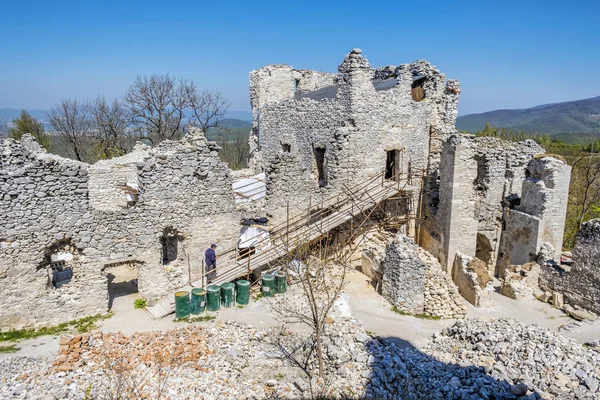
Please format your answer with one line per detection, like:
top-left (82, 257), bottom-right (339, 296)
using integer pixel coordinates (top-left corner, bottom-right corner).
top-left (364, 335), bottom-right (540, 400)
top-left (107, 273), bottom-right (138, 310)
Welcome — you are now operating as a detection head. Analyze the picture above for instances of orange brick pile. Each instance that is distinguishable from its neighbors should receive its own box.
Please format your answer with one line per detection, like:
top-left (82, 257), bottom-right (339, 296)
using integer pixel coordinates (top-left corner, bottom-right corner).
top-left (52, 326), bottom-right (213, 373)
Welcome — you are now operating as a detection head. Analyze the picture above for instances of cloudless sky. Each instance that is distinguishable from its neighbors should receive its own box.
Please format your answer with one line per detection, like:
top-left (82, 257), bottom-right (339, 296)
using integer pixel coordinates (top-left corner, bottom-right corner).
top-left (0, 0), bottom-right (598, 115)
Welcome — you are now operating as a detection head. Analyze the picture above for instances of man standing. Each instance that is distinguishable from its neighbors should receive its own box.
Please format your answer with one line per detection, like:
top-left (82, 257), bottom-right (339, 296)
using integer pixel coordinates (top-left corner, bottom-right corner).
top-left (205, 244), bottom-right (217, 283)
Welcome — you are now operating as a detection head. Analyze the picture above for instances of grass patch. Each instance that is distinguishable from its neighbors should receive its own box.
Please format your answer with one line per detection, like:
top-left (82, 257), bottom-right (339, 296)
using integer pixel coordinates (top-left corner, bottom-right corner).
top-left (134, 298), bottom-right (147, 309)
top-left (391, 306), bottom-right (441, 320)
top-left (254, 293), bottom-right (264, 301)
top-left (0, 345), bottom-right (20, 353)
top-left (0, 313), bottom-right (113, 342)
top-left (173, 315), bottom-right (216, 323)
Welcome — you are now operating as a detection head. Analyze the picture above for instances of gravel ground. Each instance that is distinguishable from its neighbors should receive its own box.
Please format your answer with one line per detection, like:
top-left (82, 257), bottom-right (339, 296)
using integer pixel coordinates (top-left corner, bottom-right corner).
top-left (0, 316), bottom-right (598, 399)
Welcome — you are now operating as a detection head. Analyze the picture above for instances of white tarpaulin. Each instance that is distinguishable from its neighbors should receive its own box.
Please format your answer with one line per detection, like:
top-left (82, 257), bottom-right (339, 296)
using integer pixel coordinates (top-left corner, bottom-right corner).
top-left (238, 225), bottom-right (271, 249)
top-left (232, 173), bottom-right (266, 204)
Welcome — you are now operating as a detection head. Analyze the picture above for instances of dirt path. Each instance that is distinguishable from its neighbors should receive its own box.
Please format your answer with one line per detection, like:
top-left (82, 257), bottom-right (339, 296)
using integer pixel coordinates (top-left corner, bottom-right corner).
top-left (3, 269), bottom-right (598, 359)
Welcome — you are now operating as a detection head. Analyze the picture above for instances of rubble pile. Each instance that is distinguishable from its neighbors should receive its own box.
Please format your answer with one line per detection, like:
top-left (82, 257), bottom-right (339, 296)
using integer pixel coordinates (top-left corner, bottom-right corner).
top-left (424, 318), bottom-right (600, 399)
top-left (0, 318), bottom-right (598, 399)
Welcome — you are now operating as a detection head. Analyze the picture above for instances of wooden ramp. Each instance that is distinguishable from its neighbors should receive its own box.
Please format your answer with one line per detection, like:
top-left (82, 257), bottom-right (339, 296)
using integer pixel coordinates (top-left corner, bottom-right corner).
top-left (146, 176), bottom-right (417, 319)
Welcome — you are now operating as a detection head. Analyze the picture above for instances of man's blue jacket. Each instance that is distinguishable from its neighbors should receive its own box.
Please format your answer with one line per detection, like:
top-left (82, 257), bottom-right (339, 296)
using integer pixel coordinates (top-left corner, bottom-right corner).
top-left (205, 248), bottom-right (216, 265)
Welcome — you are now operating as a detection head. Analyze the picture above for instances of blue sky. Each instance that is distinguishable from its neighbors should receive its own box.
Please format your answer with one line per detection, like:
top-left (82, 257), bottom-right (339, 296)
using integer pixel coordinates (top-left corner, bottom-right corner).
top-left (0, 0), bottom-right (598, 115)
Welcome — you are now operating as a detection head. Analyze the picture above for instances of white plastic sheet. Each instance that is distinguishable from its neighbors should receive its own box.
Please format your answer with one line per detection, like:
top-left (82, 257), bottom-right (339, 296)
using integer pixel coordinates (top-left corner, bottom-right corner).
top-left (238, 225), bottom-right (271, 249)
top-left (232, 172), bottom-right (266, 204)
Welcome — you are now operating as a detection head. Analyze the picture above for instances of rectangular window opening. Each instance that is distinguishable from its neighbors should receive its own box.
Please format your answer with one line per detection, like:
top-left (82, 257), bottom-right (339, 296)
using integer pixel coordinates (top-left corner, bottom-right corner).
top-left (411, 78), bottom-right (425, 102)
top-left (385, 150), bottom-right (403, 182)
top-left (314, 147), bottom-right (327, 187)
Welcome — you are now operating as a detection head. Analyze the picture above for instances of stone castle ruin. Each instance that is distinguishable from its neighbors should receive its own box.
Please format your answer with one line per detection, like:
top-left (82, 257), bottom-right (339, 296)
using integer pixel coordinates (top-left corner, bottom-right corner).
top-left (0, 48), bottom-right (595, 330)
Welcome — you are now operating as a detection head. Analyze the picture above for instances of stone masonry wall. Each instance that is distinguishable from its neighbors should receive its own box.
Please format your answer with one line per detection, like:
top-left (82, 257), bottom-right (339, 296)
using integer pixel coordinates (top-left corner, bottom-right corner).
top-left (380, 233), bottom-right (465, 318)
top-left (0, 135), bottom-right (106, 328)
top-left (496, 156), bottom-right (571, 274)
top-left (249, 49), bottom-right (461, 224)
top-left (0, 129), bottom-right (240, 329)
top-left (540, 219), bottom-right (600, 314)
top-left (382, 234), bottom-right (427, 314)
top-left (431, 134), bottom-right (544, 275)
top-left (435, 134), bottom-right (478, 271)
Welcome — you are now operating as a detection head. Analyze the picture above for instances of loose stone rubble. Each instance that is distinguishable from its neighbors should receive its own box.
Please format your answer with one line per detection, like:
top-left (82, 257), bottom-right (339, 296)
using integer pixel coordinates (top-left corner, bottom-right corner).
top-left (1, 317), bottom-right (598, 399)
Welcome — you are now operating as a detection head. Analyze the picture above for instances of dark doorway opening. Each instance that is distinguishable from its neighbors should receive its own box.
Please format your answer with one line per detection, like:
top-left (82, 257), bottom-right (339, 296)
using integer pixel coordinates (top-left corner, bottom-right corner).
top-left (313, 147), bottom-right (327, 187)
top-left (385, 150), bottom-right (402, 181)
top-left (106, 264), bottom-right (139, 310)
top-left (161, 227), bottom-right (183, 265)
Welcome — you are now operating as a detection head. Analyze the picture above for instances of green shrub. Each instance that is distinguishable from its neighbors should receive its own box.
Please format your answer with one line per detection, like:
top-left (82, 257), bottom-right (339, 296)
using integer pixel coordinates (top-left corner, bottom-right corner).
top-left (134, 298), bottom-right (147, 309)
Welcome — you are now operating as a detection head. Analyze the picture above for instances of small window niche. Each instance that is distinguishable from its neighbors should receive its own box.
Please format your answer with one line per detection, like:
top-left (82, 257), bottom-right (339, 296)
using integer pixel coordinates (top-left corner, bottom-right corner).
top-left (40, 241), bottom-right (79, 289)
top-left (313, 146), bottom-right (328, 187)
top-left (411, 77), bottom-right (426, 102)
top-left (50, 256), bottom-right (73, 288)
top-left (281, 143), bottom-right (291, 153)
top-left (294, 79), bottom-right (300, 92)
top-left (119, 183), bottom-right (140, 208)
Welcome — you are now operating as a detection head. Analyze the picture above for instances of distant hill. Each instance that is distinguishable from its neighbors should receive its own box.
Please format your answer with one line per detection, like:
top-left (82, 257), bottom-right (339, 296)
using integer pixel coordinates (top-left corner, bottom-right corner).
top-left (457, 96), bottom-right (600, 135)
top-left (0, 108), bottom-right (50, 124)
top-left (0, 108), bottom-right (252, 130)
top-left (221, 118), bottom-right (252, 128)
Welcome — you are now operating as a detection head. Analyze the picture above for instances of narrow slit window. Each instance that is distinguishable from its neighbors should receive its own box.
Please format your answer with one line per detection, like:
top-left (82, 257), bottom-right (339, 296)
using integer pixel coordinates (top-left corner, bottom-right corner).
top-left (313, 147), bottom-right (327, 187)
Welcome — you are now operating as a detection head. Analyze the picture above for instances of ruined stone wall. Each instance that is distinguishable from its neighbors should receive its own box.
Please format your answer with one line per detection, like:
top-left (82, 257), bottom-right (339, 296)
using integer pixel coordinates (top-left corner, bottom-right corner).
top-left (0, 129), bottom-right (240, 329)
top-left (249, 49), bottom-right (460, 223)
top-left (382, 235), bottom-right (427, 314)
top-left (496, 156), bottom-right (571, 273)
top-left (540, 219), bottom-right (600, 314)
top-left (430, 134), bottom-right (544, 274)
top-left (451, 253), bottom-right (494, 308)
top-left (472, 138), bottom-right (542, 268)
top-left (435, 135), bottom-right (478, 271)
top-left (378, 233), bottom-right (465, 318)
top-left (0, 135), bottom-right (106, 328)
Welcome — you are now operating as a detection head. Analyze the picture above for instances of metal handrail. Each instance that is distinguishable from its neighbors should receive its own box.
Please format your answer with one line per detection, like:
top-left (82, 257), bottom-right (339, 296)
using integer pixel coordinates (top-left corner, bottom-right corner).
top-left (195, 169), bottom-right (419, 285)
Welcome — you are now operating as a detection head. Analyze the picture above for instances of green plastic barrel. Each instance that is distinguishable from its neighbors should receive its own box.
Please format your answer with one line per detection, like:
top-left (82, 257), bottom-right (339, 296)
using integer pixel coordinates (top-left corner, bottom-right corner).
top-left (206, 285), bottom-right (221, 312)
top-left (190, 288), bottom-right (206, 315)
top-left (221, 282), bottom-right (235, 308)
top-left (262, 274), bottom-right (275, 297)
top-left (174, 291), bottom-right (190, 319)
top-left (236, 280), bottom-right (250, 305)
top-left (275, 271), bottom-right (287, 294)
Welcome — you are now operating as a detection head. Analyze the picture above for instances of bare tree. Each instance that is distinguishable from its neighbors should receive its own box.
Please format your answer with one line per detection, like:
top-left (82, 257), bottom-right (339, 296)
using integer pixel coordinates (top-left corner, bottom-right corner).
top-left (216, 127), bottom-right (249, 169)
top-left (0, 117), bottom-right (9, 138)
top-left (565, 151), bottom-right (600, 247)
top-left (92, 96), bottom-right (131, 159)
top-left (48, 99), bottom-right (93, 162)
top-left (269, 239), bottom-right (350, 381)
top-left (189, 89), bottom-right (231, 132)
top-left (124, 74), bottom-right (230, 144)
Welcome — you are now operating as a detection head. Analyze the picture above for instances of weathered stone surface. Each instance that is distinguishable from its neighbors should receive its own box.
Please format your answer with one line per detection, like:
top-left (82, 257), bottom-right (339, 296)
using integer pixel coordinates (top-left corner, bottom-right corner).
top-left (540, 219), bottom-right (600, 315)
top-left (452, 253), bottom-right (494, 307)
top-left (0, 130), bottom-right (239, 329)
